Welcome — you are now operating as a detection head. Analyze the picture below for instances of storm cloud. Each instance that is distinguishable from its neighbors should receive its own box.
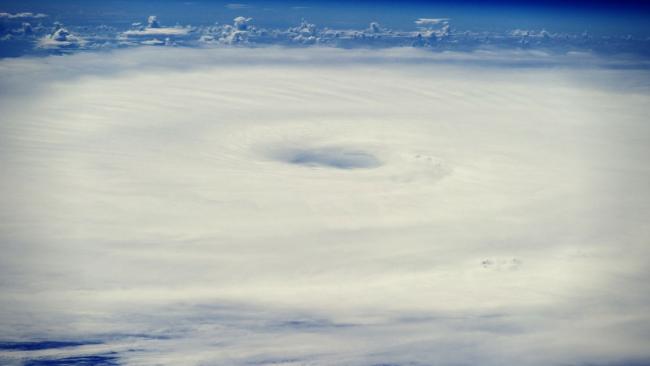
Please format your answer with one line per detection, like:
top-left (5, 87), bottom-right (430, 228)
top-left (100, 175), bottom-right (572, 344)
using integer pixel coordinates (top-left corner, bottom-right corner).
top-left (0, 47), bottom-right (649, 365)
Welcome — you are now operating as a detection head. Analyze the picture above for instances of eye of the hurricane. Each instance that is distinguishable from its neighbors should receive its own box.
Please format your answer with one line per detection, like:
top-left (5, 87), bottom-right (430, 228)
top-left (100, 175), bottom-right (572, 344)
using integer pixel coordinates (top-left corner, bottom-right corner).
top-left (279, 147), bottom-right (382, 169)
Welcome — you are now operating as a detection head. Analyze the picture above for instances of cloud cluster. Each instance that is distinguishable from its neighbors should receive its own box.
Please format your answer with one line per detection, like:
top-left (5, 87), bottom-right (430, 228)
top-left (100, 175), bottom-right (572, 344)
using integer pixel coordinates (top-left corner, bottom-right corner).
top-left (1, 12), bottom-right (649, 58)
top-left (36, 23), bottom-right (84, 49)
top-left (0, 46), bottom-right (649, 365)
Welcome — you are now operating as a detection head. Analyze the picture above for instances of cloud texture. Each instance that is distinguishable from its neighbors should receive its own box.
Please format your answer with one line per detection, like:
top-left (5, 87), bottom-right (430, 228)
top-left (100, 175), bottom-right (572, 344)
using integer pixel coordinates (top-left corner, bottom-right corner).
top-left (0, 47), bottom-right (649, 365)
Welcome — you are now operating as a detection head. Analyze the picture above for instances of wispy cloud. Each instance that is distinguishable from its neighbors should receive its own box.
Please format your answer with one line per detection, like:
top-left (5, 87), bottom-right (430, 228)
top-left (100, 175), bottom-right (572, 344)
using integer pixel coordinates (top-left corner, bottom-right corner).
top-left (226, 3), bottom-right (251, 10)
top-left (0, 12), bottom-right (47, 19)
top-left (414, 17), bottom-right (449, 26)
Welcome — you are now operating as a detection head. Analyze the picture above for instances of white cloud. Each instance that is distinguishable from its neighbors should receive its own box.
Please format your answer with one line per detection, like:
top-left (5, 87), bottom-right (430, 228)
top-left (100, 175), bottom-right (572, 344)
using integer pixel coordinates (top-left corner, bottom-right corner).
top-left (415, 17), bottom-right (449, 27)
top-left (122, 15), bottom-right (191, 37)
top-left (0, 12), bottom-right (47, 19)
top-left (123, 27), bottom-right (190, 36)
top-left (0, 47), bottom-right (649, 365)
top-left (286, 19), bottom-right (318, 44)
top-left (1, 13), bottom-right (642, 56)
top-left (37, 24), bottom-right (85, 49)
top-left (139, 38), bottom-right (166, 46)
top-left (147, 15), bottom-right (161, 29)
top-left (233, 16), bottom-right (252, 31)
top-left (368, 22), bottom-right (382, 33)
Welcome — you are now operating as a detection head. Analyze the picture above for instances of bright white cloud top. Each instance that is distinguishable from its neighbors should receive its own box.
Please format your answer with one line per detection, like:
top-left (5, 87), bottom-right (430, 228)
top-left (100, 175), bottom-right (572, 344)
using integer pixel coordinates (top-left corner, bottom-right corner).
top-left (0, 47), bottom-right (649, 365)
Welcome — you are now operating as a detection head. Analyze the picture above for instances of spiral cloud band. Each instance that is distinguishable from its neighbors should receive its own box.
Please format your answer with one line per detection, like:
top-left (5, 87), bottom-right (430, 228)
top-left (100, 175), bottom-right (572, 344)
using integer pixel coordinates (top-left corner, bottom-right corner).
top-left (1, 47), bottom-right (649, 365)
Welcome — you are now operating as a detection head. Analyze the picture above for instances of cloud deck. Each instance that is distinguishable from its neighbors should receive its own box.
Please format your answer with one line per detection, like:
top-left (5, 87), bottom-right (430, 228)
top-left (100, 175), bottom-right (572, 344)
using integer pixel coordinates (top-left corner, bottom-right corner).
top-left (0, 46), bottom-right (649, 365)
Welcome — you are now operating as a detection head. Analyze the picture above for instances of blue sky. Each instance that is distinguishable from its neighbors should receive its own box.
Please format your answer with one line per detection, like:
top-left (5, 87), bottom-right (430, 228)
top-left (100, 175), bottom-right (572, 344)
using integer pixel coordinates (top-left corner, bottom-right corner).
top-left (1, 0), bottom-right (649, 58)
top-left (1, 0), bottom-right (649, 31)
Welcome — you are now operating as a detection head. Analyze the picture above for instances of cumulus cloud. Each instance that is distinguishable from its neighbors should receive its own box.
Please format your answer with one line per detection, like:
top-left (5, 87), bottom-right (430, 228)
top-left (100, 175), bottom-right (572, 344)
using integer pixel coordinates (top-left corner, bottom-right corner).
top-left (37, 23), bottom-right (85, 49)
top-left (411, 17), bottom-right (451, 46)
top-left (368, 22), bottom-right (382, 34)
top-left (147, 15), bottom-right (161, 29)
top-left (287, 19), bottom-right (319, 44)
top-left (202, 16), bottom-right (257, 45)
top-left (0, 47), bottom-right (649, 366)
top-left (233, 16), bottom-right (252, 31)
top-left (0, 11), bottom-right (644, 57)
